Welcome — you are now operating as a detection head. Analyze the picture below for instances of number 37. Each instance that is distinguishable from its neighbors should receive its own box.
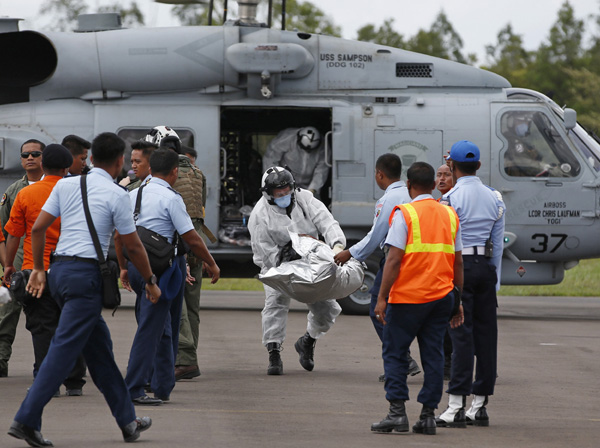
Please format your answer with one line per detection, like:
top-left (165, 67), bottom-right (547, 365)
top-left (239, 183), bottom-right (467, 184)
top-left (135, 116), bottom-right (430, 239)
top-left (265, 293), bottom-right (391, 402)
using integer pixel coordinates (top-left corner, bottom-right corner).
top-left (530, 233), bottom-right (567, 253)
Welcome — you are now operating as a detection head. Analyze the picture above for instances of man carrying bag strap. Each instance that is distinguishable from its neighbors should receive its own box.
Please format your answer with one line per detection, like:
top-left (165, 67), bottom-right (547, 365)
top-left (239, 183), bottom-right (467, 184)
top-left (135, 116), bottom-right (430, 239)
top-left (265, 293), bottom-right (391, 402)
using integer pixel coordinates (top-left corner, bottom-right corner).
top-left (80, 173), bottom-right (122, 310)
top-left (129, 184), bottom-right (177, 277)
top-left (9, 132), bottom-right (160, 446)
top-left (116, 148), bottom-right (220, 406)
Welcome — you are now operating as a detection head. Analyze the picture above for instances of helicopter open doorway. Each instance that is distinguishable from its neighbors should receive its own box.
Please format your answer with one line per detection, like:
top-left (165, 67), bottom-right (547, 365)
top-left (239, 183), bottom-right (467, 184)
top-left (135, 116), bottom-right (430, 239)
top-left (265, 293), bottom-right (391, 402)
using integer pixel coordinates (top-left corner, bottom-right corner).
top-left (217, 106), bottom-right (332, 247)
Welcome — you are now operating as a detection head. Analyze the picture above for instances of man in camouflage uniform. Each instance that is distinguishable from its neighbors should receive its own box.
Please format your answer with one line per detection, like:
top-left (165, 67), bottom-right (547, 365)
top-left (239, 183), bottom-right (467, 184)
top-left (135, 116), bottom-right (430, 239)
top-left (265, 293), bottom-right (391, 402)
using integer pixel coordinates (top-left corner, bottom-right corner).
top-left (173, 146), bottom-right (213, 380)
top-left (0, 139), bottom-right (45, 377)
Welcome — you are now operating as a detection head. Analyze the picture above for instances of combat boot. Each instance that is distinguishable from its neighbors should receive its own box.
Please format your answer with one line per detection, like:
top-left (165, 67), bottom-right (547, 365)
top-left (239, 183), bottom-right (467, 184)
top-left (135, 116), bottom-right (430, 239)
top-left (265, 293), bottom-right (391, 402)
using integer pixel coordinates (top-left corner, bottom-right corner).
top-left (266, 342), bottom-right (283, 375)
top-left (294, 332), bottom-right (316, 371)
top-left (412, 405), bottom-right (436, 435)
top-left (466, 395), bottom-right (489, 426)
top-left (435, 394), bottom-right (467, 428)
top-left (371, 400), bottom-right (409, 433)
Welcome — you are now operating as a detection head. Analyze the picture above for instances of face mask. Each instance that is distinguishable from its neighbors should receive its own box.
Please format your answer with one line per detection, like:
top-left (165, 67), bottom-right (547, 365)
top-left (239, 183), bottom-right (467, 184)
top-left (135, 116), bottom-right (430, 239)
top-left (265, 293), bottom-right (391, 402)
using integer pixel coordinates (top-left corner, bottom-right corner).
top-left (274, 194), bottom-right (292, 208)
top-left (515, 122), bottom-right (529, 137)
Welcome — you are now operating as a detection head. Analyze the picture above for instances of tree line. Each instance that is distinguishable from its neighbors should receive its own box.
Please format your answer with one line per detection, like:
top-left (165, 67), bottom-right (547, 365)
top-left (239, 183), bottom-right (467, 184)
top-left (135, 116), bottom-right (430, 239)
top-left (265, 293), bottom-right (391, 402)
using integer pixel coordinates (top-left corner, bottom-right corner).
top-left (40, 0), bottom-right (600, 132)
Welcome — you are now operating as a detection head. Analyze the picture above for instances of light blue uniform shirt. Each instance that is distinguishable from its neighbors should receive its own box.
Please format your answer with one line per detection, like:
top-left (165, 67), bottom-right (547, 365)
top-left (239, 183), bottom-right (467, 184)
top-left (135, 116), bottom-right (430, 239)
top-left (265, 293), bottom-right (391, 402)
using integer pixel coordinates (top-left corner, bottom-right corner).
top-left (442, 176), bottom-right (506, 290)
top-left (349, 181), bottom-right (411, 261)
top-left (385, 194), bottom-right (463, 252)
top-left (130, 177), bottom-right (194, 243)
top-left (43, 168), bottom-right (136, 260)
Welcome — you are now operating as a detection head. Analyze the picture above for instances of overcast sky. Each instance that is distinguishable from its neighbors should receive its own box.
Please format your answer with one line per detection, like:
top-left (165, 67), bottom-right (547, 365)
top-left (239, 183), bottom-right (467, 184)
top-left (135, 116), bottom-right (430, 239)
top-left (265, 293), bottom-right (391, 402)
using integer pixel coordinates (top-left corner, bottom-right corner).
top-left (1, 0), bottom-right (599, 64)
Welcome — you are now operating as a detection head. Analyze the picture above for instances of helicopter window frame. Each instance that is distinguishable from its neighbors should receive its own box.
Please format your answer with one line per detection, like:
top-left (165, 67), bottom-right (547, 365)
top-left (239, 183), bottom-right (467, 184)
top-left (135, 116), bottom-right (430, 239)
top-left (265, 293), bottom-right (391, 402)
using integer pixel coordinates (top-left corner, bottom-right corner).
top-left (546, 104), bottom-right (600, 173)
top-left (498, 108), bottom-right (581, 179)
top-left (567, 124), bottom-right (600, 173)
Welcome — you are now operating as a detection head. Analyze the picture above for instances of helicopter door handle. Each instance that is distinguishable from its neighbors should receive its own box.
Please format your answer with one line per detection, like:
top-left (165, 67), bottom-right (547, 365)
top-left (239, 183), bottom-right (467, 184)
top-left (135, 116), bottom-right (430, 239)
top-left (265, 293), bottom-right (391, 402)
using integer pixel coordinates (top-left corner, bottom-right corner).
top-left (499, 188), bottom-right (514, 193)
top-left (220, 147), bottom-right (227, 180)
top-left (324, 131), bottom-right (332, 168)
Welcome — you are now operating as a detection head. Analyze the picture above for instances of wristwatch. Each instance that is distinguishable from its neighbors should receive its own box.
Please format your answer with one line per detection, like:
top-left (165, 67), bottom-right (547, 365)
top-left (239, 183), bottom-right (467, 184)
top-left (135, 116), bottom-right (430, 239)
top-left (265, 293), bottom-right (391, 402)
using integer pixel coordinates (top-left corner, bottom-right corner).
top-left (147, 274), bottom-right (157, 286)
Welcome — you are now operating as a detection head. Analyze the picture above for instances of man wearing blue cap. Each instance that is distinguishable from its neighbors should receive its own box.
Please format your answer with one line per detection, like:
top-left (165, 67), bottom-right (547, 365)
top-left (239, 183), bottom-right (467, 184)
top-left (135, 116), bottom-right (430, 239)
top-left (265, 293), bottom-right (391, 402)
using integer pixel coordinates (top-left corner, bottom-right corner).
top-left (117, 148), bottom-right (220, 405)
top-left (437, 140), bottom-right (505, 428)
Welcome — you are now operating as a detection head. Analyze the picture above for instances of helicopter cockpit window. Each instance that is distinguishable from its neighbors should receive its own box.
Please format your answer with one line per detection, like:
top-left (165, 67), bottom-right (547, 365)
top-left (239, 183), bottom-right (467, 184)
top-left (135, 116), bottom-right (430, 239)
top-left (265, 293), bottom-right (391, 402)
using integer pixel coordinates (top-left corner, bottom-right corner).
top-left (501, 111), bottom-right (580, 178)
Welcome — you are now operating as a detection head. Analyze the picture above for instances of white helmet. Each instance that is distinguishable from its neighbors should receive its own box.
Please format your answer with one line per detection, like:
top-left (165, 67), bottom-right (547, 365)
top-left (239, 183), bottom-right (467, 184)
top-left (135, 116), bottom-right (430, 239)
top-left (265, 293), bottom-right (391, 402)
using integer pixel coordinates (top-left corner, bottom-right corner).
top-left (297, 126), bottom-right (321, 151)
top-left (261, 166), bottom-right (296, 204)
top-left (144, 126), bottom-right (179, 146)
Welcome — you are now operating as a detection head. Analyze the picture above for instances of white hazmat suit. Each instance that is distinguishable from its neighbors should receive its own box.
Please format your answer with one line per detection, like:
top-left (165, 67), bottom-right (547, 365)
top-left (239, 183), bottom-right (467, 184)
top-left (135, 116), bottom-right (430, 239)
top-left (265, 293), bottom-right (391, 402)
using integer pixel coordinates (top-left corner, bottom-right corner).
top-left (248, 188), bottom-right (346, 346)
top-left (262, 128), bottom-right (329, 192)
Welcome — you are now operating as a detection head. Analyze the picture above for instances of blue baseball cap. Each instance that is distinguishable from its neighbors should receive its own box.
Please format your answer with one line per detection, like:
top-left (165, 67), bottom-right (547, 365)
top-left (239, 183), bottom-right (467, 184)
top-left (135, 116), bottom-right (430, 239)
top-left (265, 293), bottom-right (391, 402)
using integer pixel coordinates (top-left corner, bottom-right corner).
top-left (448, 140), bottom-right (480, 162)
top-left (158, 262), bottom-right (183, 300)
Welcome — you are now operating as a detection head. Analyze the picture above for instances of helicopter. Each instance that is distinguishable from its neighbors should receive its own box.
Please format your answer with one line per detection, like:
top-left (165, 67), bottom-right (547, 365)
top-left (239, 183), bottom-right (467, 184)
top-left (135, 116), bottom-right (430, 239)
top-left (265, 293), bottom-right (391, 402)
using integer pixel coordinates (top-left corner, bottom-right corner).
top-left (0, 0), bottom-right (599, 314)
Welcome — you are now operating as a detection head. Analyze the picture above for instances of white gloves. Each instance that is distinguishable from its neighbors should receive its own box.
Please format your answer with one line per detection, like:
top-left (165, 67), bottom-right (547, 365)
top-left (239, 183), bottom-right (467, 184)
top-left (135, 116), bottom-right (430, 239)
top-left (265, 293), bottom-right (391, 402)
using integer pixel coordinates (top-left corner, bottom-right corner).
top-left (332, 243), bottom-right (345, 255)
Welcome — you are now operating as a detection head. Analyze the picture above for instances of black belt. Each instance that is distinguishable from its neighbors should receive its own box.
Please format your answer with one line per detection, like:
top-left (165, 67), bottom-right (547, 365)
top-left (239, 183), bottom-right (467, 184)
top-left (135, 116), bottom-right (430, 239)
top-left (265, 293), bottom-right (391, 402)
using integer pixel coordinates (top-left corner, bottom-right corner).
top-left (52, 255), bottom-right (98, 265)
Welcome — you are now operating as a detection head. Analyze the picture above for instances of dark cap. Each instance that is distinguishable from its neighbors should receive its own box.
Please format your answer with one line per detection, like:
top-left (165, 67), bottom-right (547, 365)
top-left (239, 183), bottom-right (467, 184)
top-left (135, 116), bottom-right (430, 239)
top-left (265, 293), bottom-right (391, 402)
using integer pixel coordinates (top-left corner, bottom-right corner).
top-left (42, 144), bottom-right (74, 169)
top-left (448, 140), bottom-right (480, 162)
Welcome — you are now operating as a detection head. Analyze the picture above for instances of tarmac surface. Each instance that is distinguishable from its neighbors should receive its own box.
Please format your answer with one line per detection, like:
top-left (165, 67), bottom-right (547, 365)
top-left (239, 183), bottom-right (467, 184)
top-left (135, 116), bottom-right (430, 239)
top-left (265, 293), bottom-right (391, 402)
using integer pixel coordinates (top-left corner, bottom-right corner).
top-left (1, 291), bottom-right (599, 448)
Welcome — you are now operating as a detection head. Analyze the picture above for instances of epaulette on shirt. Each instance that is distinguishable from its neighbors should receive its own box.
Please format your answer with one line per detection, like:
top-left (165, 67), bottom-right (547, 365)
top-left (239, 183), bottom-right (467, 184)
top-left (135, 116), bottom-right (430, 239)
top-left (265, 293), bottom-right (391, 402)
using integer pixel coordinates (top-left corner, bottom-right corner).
top-left (439, 186), bottom-right (458, 207)
top-left (485, 184), bottom-right (504, 202)
top-left (168, 186), bottom-right (182, 197)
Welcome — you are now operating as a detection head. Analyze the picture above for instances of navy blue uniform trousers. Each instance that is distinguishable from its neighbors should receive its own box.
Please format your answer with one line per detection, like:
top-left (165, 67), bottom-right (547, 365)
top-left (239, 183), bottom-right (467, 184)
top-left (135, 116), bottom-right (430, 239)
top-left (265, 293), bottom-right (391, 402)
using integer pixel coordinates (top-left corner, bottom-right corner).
top-left (383, 292), bottom-right (453, 408)
top-left (369, 256), bottom-right (385, 341)
top-left (15, 260), bottom-right (136, 431)
top-left (125, 256), bottom-right (186, 400)
top-left (447, 254), bottom-right (498, 396)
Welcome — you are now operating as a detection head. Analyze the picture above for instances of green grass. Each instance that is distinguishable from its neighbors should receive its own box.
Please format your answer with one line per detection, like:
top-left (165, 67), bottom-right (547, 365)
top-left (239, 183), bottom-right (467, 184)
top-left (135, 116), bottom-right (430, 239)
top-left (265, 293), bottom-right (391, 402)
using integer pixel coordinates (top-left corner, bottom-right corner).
top-left (498, 258), bottom-right (600, 296)
top-left (202, 277), bottom-right (263, 291)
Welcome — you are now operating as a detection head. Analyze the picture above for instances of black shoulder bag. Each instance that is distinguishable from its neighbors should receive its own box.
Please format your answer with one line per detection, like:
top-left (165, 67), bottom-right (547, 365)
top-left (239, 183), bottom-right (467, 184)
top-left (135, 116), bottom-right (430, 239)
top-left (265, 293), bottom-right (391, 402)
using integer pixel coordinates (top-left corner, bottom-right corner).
top-left (130, 184), bottom-right (176, 276)
top-left (80, 175), bottom-right (121, 310)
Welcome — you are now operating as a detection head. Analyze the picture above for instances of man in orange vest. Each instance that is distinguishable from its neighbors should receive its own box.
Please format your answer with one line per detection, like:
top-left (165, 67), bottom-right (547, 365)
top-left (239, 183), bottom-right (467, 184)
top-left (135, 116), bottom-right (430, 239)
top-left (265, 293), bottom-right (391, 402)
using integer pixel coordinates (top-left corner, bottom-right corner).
top-left (371, 162), bottom-right (464, 436)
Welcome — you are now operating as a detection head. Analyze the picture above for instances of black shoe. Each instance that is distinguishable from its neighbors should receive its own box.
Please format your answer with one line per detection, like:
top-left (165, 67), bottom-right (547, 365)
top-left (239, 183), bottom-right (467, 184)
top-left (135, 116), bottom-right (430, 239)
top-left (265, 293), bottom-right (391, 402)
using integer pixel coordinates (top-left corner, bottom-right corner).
top-left (174, 365), bottom-right (201, 381)
top-left (65, 388), bottom-right (82, 397)
top-left (8, 421), bottom-right (53, 447)
top-left (407, 358), bottom-right (421, 376)
top-left (371, 400), bottom-right (409, 433)
top-left (435, 409), bottom-right (466, 428)
top-left (294, 332), bottom-right (316, 372)
top-left (466, 407), bottom-right (489, 426)
top-left (132, 395), bottom-right (163, 406)
top-left (378, 373), bottom-right (385, 382)
top-left (267, 343), bottom-right (283, 375)
top-left (412, 406), bottom-right (436, 435)
top-left (122, 417), bottom-right (152, 443)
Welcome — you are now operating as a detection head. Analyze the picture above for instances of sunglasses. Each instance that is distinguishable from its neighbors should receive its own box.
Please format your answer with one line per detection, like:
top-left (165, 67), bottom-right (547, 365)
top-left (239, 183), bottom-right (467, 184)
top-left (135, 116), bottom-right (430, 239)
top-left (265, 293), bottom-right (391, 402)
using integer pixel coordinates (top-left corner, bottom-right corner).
top-left (21, 151), bottom-right (43, 159)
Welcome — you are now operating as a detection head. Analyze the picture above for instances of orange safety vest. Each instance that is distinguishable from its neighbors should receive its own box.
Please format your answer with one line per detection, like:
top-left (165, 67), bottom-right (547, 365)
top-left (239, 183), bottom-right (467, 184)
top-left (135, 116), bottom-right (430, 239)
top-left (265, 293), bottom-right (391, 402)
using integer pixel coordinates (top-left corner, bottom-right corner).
top-left (388, 198), bottom-right (459, 304)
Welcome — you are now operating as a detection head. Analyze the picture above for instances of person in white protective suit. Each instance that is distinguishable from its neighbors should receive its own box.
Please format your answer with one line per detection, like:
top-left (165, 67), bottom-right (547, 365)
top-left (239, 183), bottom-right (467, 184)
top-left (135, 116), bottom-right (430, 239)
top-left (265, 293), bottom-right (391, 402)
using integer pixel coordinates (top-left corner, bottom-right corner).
top-left (262, 127), bottom-right (329, 196)
top-left (248, 166), bottom-right (346, 375)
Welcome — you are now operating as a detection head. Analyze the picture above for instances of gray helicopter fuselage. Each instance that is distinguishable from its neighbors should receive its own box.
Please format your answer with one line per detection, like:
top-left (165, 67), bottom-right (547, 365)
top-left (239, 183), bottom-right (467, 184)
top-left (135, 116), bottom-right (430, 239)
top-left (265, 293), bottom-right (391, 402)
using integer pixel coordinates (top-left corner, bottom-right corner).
top-left (0, 19), bottom-right (598, 294)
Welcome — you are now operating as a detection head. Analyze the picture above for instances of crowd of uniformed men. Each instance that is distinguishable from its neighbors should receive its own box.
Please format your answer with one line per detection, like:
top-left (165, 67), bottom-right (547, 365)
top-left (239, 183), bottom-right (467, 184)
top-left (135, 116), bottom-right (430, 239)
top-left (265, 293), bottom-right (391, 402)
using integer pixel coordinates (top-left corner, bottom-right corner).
top-left (0, 126), bottom-right (505, 445)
